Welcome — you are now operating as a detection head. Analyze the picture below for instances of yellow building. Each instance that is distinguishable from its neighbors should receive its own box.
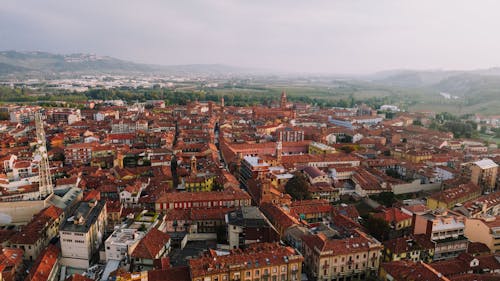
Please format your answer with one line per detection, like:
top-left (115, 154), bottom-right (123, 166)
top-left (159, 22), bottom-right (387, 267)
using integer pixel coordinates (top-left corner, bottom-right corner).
top-left (188, 243), bottom-right (303, 281)
top-left (184, 175), bottom-right (215, 192)
top-left (302, 230), bottom-right (383, 281)
top-left (382, 236), bottom-right (434, 263)
top-left (427, 182), bottom-right (481, 210)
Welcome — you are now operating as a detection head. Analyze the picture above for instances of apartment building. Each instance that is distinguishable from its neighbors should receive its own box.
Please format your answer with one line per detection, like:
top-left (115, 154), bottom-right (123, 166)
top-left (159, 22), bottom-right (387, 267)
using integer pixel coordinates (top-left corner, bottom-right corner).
top-left (60, 200), bottom-right (107, 269)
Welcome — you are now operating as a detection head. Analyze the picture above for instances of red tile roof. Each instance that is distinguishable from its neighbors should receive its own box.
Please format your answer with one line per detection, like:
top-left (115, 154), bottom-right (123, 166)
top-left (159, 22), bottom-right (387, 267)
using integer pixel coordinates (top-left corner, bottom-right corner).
top-left (131, 228), bottom-right (171, 260)
top-left (25, 244), bottom-right (60, 281)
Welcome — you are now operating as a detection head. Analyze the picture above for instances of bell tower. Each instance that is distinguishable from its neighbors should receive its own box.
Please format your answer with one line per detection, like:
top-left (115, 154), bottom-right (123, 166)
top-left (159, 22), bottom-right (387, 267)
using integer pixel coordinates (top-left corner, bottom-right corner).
top-left (280, 90), bottom-right (287, 109)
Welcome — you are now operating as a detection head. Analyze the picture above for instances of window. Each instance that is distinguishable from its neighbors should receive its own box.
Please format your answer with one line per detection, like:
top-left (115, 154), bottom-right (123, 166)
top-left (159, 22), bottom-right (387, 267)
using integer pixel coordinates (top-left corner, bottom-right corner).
top-left (246, 271), bottom-right (251, 277)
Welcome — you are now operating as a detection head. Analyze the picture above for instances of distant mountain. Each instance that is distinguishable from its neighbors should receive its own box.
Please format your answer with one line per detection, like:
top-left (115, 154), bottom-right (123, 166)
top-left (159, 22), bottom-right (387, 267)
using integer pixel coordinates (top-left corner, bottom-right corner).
top-left (0, 50), bottom-right (254, 77)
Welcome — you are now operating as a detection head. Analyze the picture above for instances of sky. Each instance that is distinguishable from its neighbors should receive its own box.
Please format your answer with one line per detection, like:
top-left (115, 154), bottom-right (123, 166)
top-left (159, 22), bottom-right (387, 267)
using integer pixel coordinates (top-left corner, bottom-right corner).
top-left (1, 0), bottom-right (500, 74)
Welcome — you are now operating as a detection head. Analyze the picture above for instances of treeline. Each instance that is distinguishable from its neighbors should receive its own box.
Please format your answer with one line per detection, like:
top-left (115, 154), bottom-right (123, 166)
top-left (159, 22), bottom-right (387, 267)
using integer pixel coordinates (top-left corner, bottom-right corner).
top-left (1, 85), bottom-right (400, 110)
top-left (429, 112), bottom-right (479, 139)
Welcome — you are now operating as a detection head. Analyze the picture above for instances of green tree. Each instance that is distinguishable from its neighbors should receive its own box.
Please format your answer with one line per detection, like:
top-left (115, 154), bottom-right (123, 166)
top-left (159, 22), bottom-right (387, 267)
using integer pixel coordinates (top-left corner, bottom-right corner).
top-left (285, 172), bottom-right (312, 200)
top-left (362, 214), bottom-right (391, 241)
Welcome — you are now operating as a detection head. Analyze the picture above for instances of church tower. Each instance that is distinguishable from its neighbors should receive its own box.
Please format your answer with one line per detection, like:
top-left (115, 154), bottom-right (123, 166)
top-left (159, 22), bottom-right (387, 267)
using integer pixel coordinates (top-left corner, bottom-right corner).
top-left (276, 141), bottom-right (283, 164)
top-left (221, 96), bottom-right (225, 108)
top-left (280, 90), bottom-right (287, 109)
top-left (190, 155), bottom-right (197, 175)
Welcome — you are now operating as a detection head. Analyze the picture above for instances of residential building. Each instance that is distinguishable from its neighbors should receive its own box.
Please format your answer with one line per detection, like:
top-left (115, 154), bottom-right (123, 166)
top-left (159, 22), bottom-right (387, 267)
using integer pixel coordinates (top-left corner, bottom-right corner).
top-left (8, 205), bottom-right (64, 261)
top-left (25, 244), bottom-right (60, 281)
top-left (155, 187), bottom-right (251, 212)
top-left (0, 248), bottom-right (23, 281)
top-left (188, 243), bottom-right (303, 281)
top-left (302, 229), bottom-right (383, 281)
top-left (130, 228), bottom-right (171, 271)
top-left (427, 182), bottom-right (482, 210)
top-left (412, 210), bottom-right (468, 261)
top-left (226, 206), bottom-right (278, 249)
top-left (104, 228), bottom-right (145, 262)
top-left (464, 215), bottom-right (500, 253)
top-left (470, 159), bottom-right (498, 192)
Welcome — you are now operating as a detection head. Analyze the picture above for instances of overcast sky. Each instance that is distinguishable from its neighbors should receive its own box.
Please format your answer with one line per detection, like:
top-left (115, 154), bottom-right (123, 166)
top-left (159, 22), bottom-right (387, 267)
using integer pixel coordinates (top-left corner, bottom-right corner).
top-left (1, 1), bottom-right (500, 74)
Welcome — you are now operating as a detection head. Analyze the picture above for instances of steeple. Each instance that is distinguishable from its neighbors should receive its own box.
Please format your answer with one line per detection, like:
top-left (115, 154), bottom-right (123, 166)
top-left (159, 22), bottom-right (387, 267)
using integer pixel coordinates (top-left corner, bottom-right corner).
top-left (276, 141), bottom-right (283, 163)
top-left (190, 155), bottom-right (197, 175)
top-left (280, 90), bottom-right (287, 109)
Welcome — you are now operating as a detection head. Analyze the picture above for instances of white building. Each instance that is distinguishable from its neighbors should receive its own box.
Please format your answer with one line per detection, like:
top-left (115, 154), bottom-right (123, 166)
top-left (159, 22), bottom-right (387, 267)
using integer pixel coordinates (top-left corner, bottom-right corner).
top-left (60, 200), bottom-right (107, 269)
top-left (105, 228), bottom-right (145, 262)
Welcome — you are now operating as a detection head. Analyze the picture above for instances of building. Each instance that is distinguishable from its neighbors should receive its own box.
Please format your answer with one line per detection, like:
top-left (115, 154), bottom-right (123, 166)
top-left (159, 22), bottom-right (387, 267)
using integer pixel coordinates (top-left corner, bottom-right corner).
top-left (64, 142), bottom-right (95, 166)
top-left (155, 187), bottom-right (251, 212)
top-left (373, 207), bottom-right (413, 232)
top-left (308, 142), bottom-right (336, 155)
top-left (104, 228), bottom-right (145, 262)
top-left (188, 243), bottom-right (303, 281)
top-left (226, 206), bottom-right (278, 249)
top-left (239, 156), bottom-right (270, 188)
top-left (470, 159), bottom-right (498, 192)
top-left (8, 205), bottom-right (64, 261)
top-left (382, 236), bottom-right (433, 263)
top-left (412, 210), bottom-right (468, 261)
top-left (464, 215), bottom-right (500, 253)
top-left (427, 182), bottom-right (481, 210)
top-left (60, 200), bottom-right (107, 269)
top-left (130, 228), bottom-right (171, 271)
top-left (302, 229), bottom-right (383, 281)
top-left (0, 248), bottom-right (23, 281)
top-left (275, 127), bottom-right (305, 142)
top-left (25, 244), bottom-right (60, 281)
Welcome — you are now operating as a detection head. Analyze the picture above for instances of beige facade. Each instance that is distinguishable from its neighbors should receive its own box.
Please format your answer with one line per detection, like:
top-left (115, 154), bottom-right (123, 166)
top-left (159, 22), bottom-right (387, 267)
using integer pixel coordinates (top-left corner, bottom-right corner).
top-left (465, 215), bottom-right (500, 254)
top-left (60, 201), bottom-right (107, 269)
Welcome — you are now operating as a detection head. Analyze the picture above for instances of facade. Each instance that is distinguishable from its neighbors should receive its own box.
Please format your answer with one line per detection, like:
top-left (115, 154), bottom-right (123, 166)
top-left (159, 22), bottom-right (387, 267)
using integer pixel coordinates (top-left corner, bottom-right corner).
top-left (64, 142), bottom-right (95, 166)
top-left (427, 182), bottom-right (481, 210)
top-left (412, 210), bottom-right (468, 261)
top-left (464, 215), bottom-right (500, 253)
top-left (155, 187), bottom-right (251, 212)
top-left (105, 228), bottom-right (145, 262)
top-left (189, 243), bottom-right (303, 281)
top-left (130, 228), bottom-right (171, 271)
top-left (8, 205), bottom-right (64, 261)
top-left (226, 206), bottom-right (278, 249)
top-left (470, 159), bottom-right (498, 192)
top-left (25, 244), bottom-right (60, 281)
top-left (302, 230), bottom-right (383, 281)
top-left (60, 200), bottom-right (107, 269)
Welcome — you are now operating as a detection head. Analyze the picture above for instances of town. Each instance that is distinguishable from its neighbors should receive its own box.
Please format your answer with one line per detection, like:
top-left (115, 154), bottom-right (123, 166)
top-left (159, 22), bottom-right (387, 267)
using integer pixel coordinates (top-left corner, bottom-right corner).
top-left (0, 91), bottom-right (498, 281)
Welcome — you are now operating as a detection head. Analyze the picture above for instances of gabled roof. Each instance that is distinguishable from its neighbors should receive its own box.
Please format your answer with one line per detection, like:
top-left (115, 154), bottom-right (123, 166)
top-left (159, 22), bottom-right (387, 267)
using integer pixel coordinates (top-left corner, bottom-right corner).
top-left (131, 228), bottom-right (171, 260)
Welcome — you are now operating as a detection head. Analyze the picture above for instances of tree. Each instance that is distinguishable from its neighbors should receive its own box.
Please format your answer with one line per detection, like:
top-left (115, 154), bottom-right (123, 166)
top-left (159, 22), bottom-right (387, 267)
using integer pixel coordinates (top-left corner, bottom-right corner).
top-left (285, 172), bottom-right (312, 200)
top-left (372, 192), bottom-right (396, 207)
top-left (362, 214), bottom-right (391, 241)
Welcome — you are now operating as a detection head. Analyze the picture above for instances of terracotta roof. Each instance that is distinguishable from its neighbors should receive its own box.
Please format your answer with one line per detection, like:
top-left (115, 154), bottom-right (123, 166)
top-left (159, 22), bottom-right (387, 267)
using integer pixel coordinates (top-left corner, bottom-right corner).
top-left (25, 244), bottom-right (60, 281)
top-left (131, 228), bottom-right (171, 259)
top-left (373, 207), bottom-right (412, 224)
top-left (148, 266), bottom-right (191, 281)
top-left (9, 206), bottom-right (63, 245)
top-left (189, 243), bottom-right (303, 278)
top-left (0, 248), bottom-right (23, 279)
